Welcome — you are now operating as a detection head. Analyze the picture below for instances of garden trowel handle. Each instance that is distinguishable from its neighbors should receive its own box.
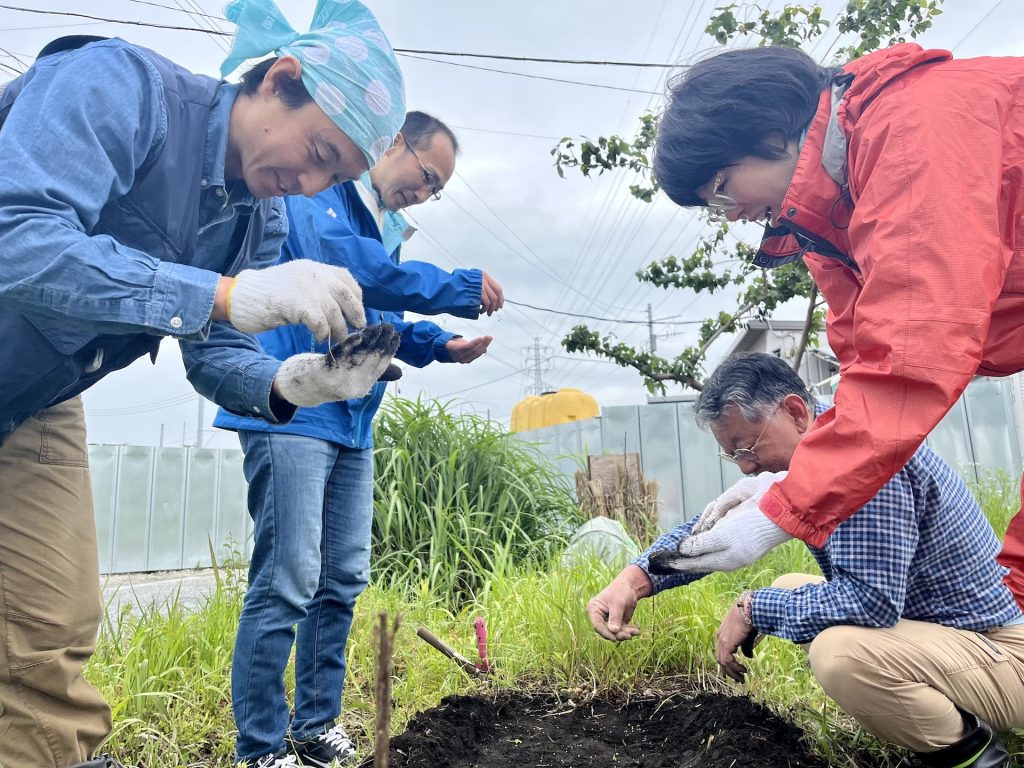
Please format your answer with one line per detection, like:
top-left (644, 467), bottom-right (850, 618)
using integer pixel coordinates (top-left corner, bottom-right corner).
top-left (416, 627), bottom-right (484, 676)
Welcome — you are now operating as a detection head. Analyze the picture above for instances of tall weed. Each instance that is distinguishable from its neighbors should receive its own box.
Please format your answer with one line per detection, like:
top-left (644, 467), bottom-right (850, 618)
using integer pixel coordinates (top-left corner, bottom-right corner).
top-left (371, 397), bottom-right (579, 603)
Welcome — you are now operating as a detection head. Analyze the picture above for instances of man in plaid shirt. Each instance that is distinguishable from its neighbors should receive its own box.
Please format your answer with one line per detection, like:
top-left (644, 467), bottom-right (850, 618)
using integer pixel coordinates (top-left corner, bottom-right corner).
top-left (587, 353), bottom-right (1024, 768)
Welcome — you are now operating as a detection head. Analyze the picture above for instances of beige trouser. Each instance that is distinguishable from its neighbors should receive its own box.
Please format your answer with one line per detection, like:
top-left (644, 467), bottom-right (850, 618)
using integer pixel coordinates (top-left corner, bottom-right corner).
top-left (773, 573), bottom-right (1024, 752)
top-left (0, 397), bottom-right (110, 768)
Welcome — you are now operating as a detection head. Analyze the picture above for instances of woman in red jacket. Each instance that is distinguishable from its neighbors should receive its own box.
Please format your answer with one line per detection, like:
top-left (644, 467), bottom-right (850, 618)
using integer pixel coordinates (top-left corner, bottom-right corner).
top-left (654, 43), bottom-right (1024, 584)
top-left (652, 41), bottom-right (1024, 760)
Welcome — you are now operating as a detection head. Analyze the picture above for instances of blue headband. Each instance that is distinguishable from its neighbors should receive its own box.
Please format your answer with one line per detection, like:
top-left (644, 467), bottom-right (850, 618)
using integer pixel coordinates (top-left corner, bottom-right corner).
top-left (222, 0), bottom-right (406, 167)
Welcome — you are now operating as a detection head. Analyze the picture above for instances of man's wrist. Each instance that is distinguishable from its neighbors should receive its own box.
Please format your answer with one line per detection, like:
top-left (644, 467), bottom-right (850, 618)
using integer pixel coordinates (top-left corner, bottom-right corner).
top-left (737, 589), bottom-right (754, 626)
top-left (621, 564), bottom-right (654, 599)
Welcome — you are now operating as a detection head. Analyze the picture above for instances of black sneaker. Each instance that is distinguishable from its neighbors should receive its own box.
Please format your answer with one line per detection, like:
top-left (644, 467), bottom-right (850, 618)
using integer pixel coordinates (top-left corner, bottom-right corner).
top-left (68, 756), bottom-right (130, 768)
top-left (246, 750), bottom-right (299, 768)
top-left (290, 724), bottom-right (357, 767)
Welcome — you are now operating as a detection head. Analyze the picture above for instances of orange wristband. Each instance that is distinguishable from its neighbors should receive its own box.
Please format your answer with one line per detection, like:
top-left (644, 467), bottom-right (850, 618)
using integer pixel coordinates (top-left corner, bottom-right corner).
top-left (225, 278), bottom-right (238, 318)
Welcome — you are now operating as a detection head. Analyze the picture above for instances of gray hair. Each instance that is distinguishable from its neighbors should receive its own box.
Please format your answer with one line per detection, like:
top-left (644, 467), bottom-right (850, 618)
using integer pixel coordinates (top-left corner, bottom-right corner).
top-left (694, 352), bottom-right (813, 429)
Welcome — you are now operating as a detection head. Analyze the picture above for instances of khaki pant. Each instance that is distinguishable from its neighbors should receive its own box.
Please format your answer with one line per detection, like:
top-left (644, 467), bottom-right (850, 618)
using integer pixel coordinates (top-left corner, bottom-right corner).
top-left (774, 573), bottom-right (1024, 752)
top-left (0, 398), bottom-right (110, 767)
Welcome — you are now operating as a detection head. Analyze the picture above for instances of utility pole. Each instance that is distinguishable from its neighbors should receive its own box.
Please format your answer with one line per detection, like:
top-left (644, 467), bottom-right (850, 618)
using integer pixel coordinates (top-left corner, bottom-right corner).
top-left (647, 303), bottom-right (657, 353)
top-left (195, 397), bottom-right (205, 449)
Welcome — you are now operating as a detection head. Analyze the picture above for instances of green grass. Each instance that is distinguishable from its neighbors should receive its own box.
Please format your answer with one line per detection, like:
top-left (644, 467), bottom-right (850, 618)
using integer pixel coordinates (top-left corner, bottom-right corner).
top-left (83, 408), bottom-right (1023, 767)
top-left (88, 539), bottom-right (899, 767)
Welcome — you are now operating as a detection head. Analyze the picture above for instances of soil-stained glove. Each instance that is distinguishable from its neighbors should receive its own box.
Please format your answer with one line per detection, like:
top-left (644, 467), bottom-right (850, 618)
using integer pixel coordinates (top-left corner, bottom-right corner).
top-left (690, 471), bottom-right (787, 536)
top-left (228, 259), bottom-right (366, 341)
top-left (275, 324), bottom-right (400, 407)
top-left (647, 496), bottom-right (793, 574)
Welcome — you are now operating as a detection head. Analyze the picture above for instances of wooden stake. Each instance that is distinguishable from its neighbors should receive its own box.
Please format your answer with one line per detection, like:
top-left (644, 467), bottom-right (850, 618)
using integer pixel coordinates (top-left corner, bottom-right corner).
top-left (374, 612), bottom-right (400, 768)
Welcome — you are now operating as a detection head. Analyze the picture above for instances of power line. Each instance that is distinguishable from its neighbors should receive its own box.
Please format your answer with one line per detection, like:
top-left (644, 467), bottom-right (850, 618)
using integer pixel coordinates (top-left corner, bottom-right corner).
top-left (398, 53), bottom-right (663, 95)
top-left (397, 49), bottom-right (680, 68)
top-left (0, 44), bottom-right (26, 69)
top-left (0, 5), bottom-right (209, 31)
top-left (951, 0), bottom-right (1007, 52)
top-left (88, 392), bottom-right (199, 416)
top-left (32, 1), bottom-right (691, 68)
top-left (0, 7), bottom-right (668, 94)
top-left (434, 367), bottom-right (526, 399)
top-left (123, 0), bottom-right (220, 20)
top-left (450, 125), bottom-right (562, 141)
top-left (506, 299), bottom-right (704, 325)
top-left (0, 21), bottom-right (105, 32)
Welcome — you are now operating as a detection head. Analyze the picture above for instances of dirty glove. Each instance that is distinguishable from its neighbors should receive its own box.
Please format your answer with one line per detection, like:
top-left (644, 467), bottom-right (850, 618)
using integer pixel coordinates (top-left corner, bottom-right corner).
top-left (691, 471), bottom-right (787, 535)
top-left (648, 496), bottom-right (793, 574)
top-left (228, 259), bottom-right (366, 341)
top-left (274, 324), bottom-right (400, 407)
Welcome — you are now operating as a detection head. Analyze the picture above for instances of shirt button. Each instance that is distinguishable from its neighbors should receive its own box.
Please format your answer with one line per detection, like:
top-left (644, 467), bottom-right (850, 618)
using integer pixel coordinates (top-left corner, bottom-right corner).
top-left (215, 188), bottom-right (225, 198)
top-left (169, 316), bottom-right (183, 329)
top-left (200, 178), bottom-right (209, 188)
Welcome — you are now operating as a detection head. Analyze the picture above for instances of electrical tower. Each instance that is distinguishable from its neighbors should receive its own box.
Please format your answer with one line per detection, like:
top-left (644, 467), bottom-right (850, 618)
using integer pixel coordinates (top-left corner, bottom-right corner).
top-left (522, 337), bottom-right (554, 396)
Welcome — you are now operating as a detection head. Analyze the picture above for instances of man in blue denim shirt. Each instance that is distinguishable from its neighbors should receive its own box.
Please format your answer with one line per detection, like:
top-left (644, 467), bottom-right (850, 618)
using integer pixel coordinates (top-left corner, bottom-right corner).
top-left (0, 3), bottom-right (405, 763)
top-left (587, 353), bottom-right (1024, 768)
top-left (215, 112), bottom-right (502, 767)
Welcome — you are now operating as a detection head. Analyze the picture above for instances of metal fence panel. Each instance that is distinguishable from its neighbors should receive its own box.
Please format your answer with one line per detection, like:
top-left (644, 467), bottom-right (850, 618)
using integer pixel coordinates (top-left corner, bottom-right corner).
top-left (965, 377), bottom-right (1020, 478)
top-left (601, 406), bottom-right (641, 456)
top-left (640, 405), bottom-right (684, 529)
top-left (214, 449), bottom-right (251, 561)
top-left (675, 404), bottom-right (739, 526)
top-left (148, 448), bottom-right (188, 571)
top-left (111, 446), bottom-right (155, 573)
top-left (87, 377), bottom-right (1022, 574)
top-left (514, 377), bottom-right (1023, 529)
top-left (90, 445), bottom-right (119, 574)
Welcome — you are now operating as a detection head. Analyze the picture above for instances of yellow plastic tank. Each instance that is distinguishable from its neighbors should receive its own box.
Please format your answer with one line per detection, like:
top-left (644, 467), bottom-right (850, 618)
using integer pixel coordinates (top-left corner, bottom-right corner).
top-left (510, 388), bottom-right (599, 433)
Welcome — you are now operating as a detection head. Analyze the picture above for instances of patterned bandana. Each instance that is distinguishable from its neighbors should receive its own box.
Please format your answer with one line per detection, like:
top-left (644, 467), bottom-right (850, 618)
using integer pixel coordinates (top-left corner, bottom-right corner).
top-left (221, 0), bottom-right (406, 167)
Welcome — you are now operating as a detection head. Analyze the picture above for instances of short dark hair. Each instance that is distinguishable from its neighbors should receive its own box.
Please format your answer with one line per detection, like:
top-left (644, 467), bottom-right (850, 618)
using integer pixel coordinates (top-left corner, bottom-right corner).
top-left (694, 352), bottom-right (813, 429)
top-left (238, 57), bottom-right (313, 108)
top-left (653, 46), bottom-right (835, 207)
top-left (401, 110), bottom-right (460, 155)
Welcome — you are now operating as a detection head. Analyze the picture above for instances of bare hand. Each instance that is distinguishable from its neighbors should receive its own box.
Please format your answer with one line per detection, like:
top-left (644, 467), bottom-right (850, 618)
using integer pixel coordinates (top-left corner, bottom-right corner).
top-left (586, 565), bottom-right (652, 642)
top-left (480, 272), bottom-right (504, 316)
top-left (446, 335), bottom-right (492, 364)
top-left (715, 602), bottom-right (758, 683)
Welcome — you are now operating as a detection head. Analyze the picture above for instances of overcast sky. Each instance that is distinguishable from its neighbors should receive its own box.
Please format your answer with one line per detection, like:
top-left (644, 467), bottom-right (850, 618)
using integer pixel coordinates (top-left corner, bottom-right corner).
top-left (0, 0), bottom-right (1016, 448)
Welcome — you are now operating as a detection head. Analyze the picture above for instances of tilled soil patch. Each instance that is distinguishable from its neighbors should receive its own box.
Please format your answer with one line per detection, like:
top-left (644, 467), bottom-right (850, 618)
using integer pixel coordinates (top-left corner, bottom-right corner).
top-left (373, 690), bottom-right (840, 768)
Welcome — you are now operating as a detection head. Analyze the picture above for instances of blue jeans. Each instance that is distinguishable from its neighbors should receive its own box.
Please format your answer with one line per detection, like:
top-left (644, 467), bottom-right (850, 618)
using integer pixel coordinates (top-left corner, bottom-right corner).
top-left (232, 432), bottom-right (374, 762)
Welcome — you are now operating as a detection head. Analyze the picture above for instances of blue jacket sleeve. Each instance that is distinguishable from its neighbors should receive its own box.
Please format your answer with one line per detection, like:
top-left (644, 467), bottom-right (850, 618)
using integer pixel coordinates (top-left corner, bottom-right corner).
top-left (180, 198), bottom-right (291, 422)
top-left (284, 191), bottom-right (484, 318)
top-left (0, 41), bottom-right (220, 336)
top-left (387, 314), bottom-right (458, 367)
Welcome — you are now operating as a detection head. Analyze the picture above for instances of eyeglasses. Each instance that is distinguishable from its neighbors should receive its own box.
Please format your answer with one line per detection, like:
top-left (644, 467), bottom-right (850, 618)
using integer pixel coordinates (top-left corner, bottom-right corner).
top-left (717, 405), bottom-right (780, 464)
top-left (705, 170), bottom-right (739, 223)
top-left (404, 140), bottom-right (442, 201)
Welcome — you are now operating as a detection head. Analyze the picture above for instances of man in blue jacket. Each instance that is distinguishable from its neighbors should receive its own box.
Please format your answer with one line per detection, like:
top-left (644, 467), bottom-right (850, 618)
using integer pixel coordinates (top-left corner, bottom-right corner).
top-left (214, 111), bottom-right (502, 767)
top-left (0, 2), bottom-right (406, 766)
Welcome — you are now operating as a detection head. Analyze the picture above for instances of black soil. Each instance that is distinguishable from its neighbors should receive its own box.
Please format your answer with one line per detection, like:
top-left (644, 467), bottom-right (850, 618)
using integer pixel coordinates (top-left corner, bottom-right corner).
top-left (371, 690), bottom-right (840, 768)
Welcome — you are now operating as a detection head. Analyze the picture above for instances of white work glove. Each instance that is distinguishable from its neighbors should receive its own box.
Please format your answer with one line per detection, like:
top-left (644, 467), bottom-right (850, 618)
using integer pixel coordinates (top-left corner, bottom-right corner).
top-left (691, 471), bottom-right (787, 535)
top-left (228, 259), bottom-right (366, 341)
top-left (647, 496), bottom-right (793, 574)
top-left (274, 324), bottom-right (401, 407)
